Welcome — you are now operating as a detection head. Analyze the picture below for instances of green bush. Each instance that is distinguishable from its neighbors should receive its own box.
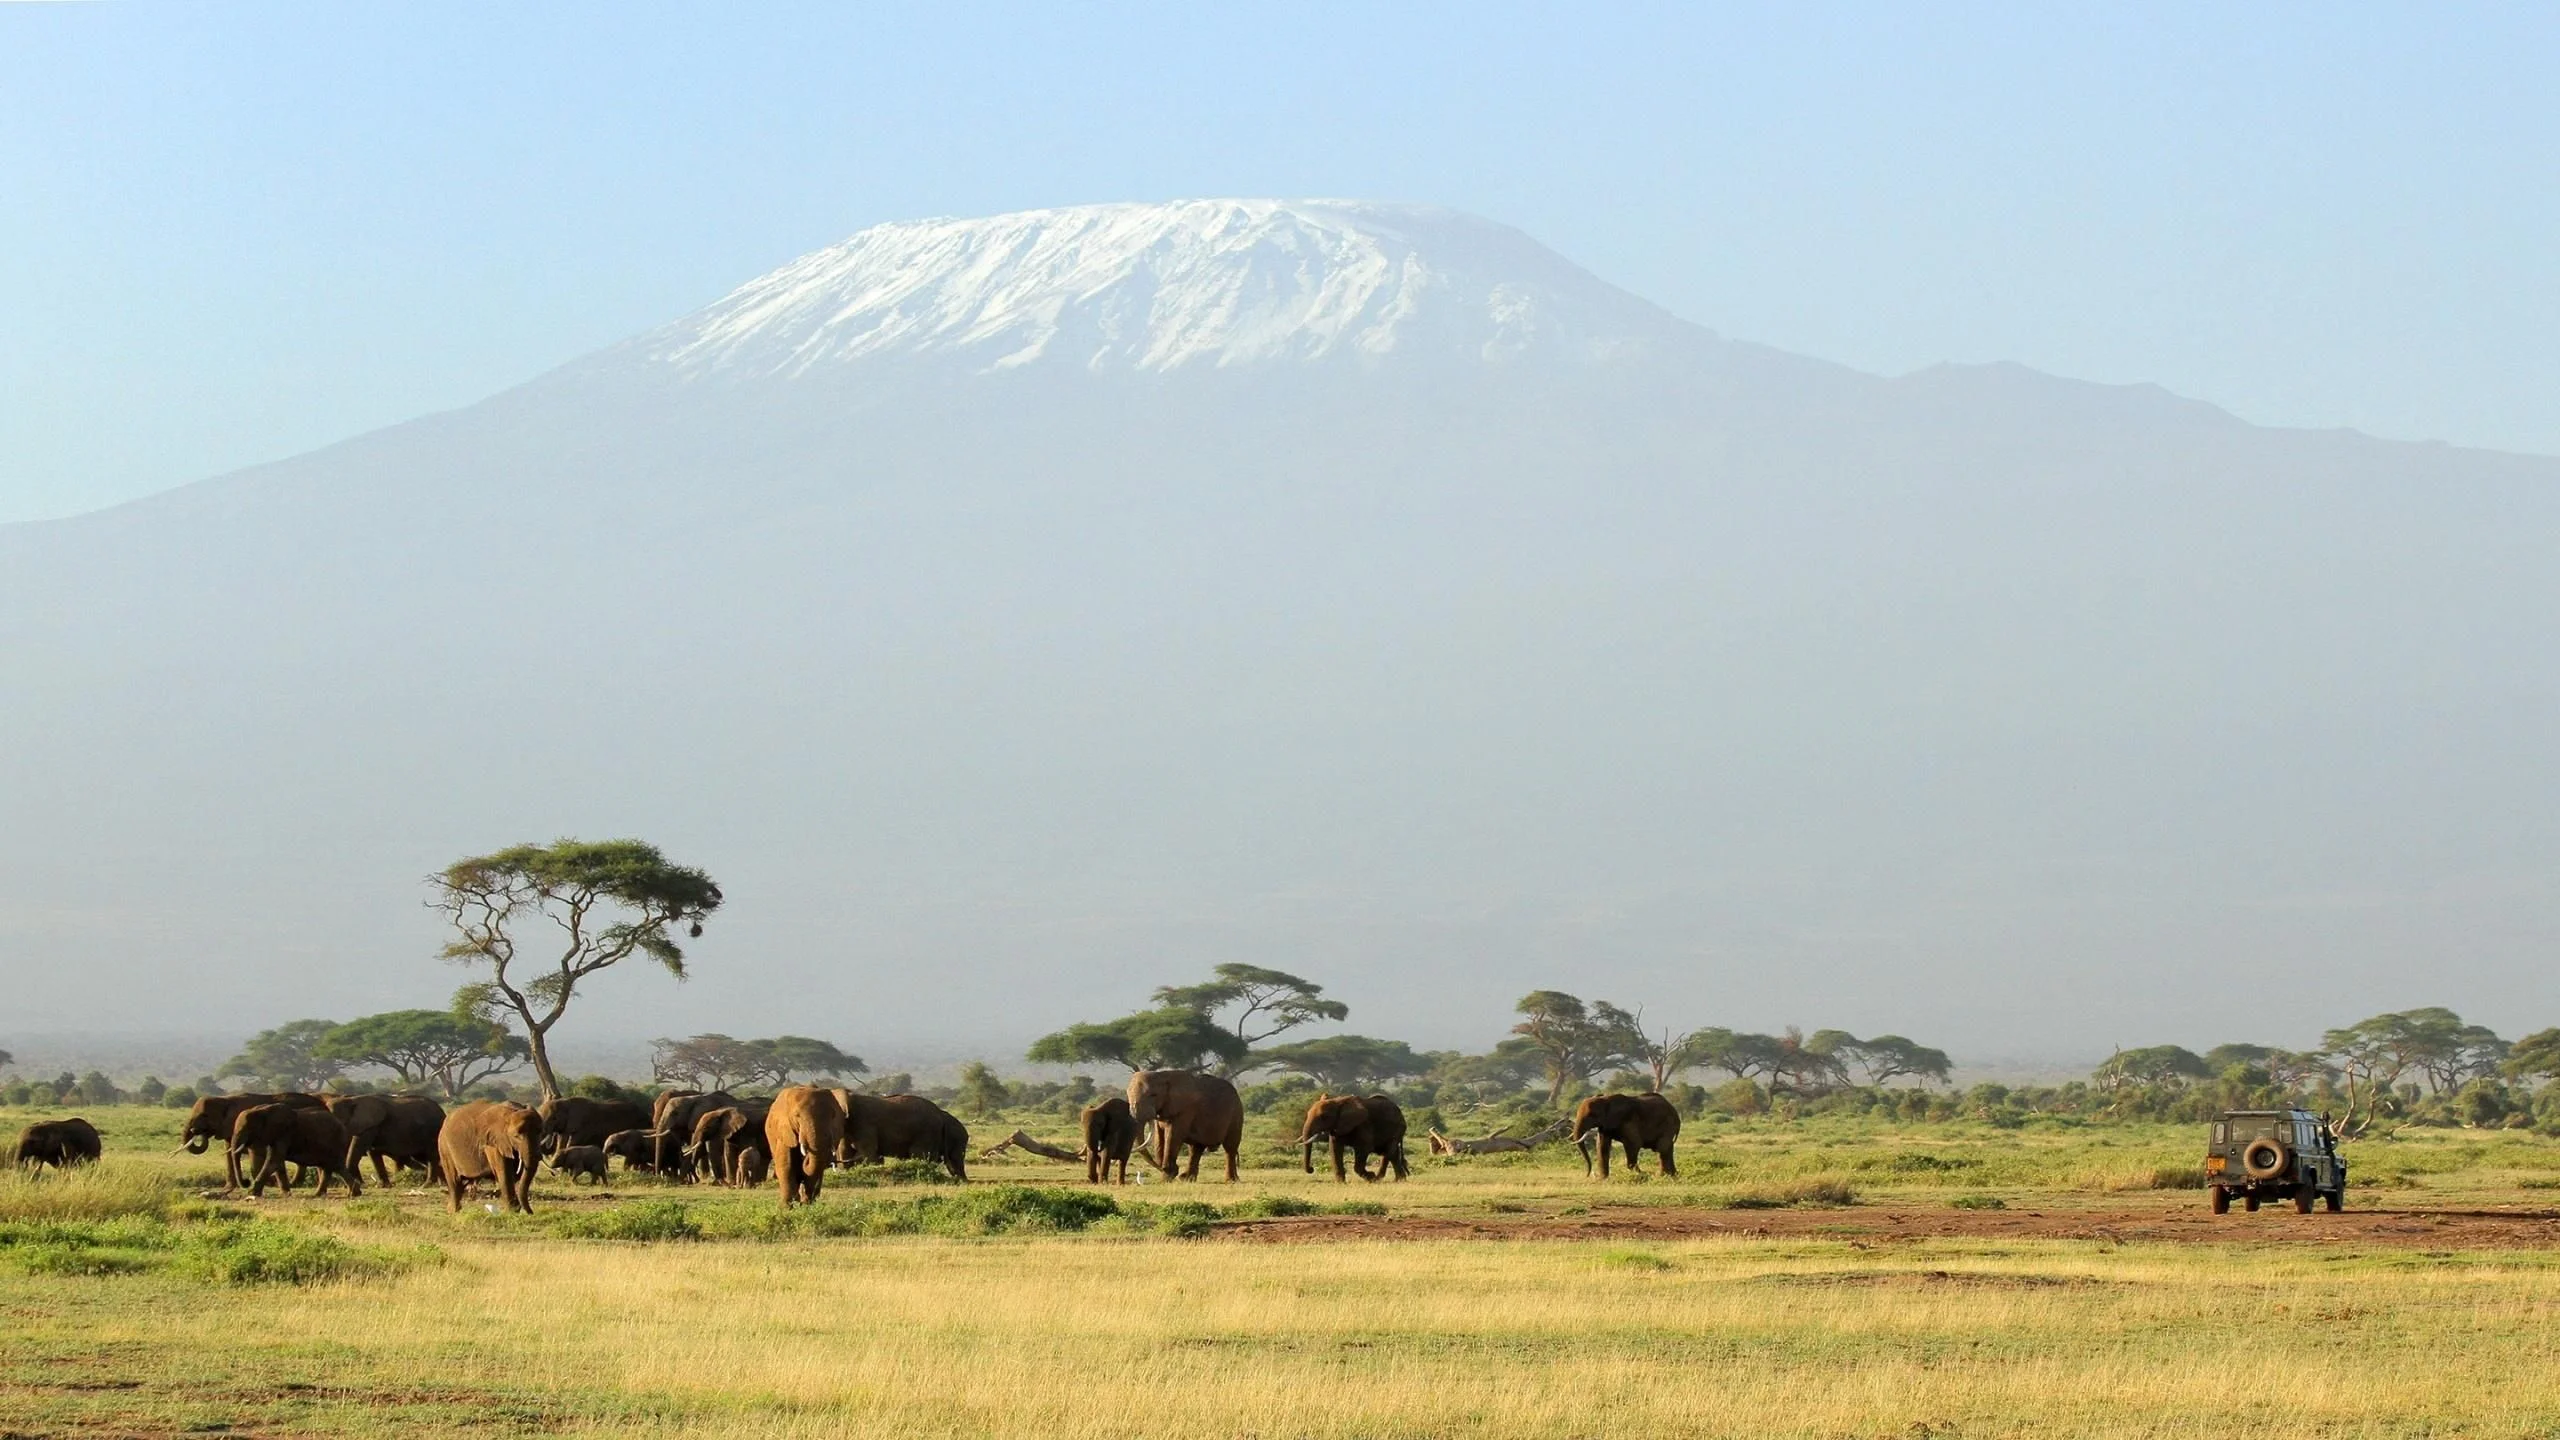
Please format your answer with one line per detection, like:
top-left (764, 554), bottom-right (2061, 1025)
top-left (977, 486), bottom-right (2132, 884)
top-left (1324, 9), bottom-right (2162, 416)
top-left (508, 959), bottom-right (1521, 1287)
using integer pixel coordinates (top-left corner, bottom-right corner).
top-left (1725, 1177), bottom-right (1857, 1209)
top-left (0, 1212), bottom-right (410, 1286)
top-left (558, 1199), bottom-right (702, 1242)
top-left (1221, 1194), bottom-right (1320, 1220)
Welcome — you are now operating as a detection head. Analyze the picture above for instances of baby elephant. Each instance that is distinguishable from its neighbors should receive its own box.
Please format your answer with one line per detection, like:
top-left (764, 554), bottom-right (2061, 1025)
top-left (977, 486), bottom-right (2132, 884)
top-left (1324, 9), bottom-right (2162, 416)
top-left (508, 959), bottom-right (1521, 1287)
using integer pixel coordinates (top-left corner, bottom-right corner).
top-left (551, 1144), bottom-right (609, 1185)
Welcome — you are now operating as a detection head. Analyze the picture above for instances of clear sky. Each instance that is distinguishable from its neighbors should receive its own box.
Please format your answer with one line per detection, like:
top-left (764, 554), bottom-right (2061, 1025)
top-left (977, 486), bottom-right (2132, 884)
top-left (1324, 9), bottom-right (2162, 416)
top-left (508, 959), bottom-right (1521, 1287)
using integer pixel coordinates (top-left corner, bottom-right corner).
top-left (3, 2), bottom-right (2553, 522)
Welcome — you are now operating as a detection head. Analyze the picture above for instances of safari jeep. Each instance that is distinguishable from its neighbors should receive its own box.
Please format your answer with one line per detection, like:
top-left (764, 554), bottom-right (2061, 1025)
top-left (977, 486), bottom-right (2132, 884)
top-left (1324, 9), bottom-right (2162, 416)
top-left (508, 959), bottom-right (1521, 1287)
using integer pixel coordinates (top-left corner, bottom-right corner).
top-left (2205, 1108), bottom-right (2346, 1214)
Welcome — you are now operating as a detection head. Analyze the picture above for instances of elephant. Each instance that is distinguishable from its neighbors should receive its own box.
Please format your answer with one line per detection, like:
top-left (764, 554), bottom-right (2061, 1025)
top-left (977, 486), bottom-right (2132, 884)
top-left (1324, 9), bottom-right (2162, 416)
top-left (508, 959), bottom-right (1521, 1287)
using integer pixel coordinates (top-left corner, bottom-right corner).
top-left (1572, 1092), bottom-right (1681, 1178)
top-left (538, 1096), bottom-right (653, 1155)
top-left (688, 1102), bottom-right (773, 1186)
top-left (551, 1145), bottom-right (608, 1184)
top-left (179, 1092), bottom-right (328, 1187)
top-left (365, 1096), bottom-right (449, 1183)
top-left (322, 1093), bottom-right (448, 1184)
top-left (438, 1100), bottom-right (545, 1213)
top-left (1128, 1070), bottom-right (1244, 1182)
top-left (765, 1086), bottom-right (845, 1208)
top-left (15, 1117), bottom-right (102, 1170)
top-left (602, 1127), bottom-right (684, 1175)
top-left (1298, 1093), bottom-right (1410, 1182)
top-left (1081, 1096), bottom-right (1138, 1185)
top-left (652, 1089), bottom-right (737, 1145)
top-left (231, 1104), bottom-right (362, 1198)
top-left (834, 1092), bottom-right (971, 1180)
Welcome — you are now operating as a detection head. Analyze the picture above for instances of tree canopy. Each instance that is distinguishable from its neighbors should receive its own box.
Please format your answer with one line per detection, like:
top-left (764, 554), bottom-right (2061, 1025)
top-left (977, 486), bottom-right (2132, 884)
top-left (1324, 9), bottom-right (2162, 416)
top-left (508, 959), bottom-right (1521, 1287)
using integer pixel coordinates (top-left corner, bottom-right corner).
top-left (315, 1004), bottom-right (527, 1099)
top-left (650, 1034), bottom-right (866, 1091)
top-left (1508, 992), bottom-right (1644, 1104)
top-left (431, 837), bottom-right (722, 1101)
top-left (2093, 1045), bottom-right (2212, 1090)
top-left (1253, 1035), bottom-right (1431, 1092)
top-left (1152, 964), bottom-right (1348, 1063)
top-left (219, 1019), bottom-right (345, 1092)
top-left (1027, 1008), bottom-right (1248, 1072)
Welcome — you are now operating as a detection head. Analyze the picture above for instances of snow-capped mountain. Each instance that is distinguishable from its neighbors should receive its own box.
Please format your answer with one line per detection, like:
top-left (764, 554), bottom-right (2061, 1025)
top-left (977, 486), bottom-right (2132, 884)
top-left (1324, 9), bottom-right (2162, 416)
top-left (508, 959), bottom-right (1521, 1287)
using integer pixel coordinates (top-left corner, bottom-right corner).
top-left (630, 200), bottom-right (1693, 379)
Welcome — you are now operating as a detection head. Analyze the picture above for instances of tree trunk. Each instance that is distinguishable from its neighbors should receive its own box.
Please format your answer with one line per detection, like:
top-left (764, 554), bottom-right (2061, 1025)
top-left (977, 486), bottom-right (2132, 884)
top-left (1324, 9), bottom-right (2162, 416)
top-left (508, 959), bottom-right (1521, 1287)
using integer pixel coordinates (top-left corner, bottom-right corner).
top-left (525, 1025), bottom-right (561, 1103)
top-left (980, 1130), bottom-right (1083, 1163)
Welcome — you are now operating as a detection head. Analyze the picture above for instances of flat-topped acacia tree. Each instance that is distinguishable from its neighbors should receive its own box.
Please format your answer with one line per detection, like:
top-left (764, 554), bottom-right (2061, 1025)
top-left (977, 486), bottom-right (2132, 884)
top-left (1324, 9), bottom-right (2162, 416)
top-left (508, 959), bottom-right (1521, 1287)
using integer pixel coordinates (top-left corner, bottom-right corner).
top-left (429, 838), bottom-right (723, 1102)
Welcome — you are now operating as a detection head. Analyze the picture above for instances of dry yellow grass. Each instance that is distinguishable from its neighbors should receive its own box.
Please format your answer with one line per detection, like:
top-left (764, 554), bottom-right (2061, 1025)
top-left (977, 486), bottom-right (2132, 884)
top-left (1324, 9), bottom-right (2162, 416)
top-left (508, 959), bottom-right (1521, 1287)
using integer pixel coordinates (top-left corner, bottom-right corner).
top-left (16, 1232), bottom-right (2560, 1437)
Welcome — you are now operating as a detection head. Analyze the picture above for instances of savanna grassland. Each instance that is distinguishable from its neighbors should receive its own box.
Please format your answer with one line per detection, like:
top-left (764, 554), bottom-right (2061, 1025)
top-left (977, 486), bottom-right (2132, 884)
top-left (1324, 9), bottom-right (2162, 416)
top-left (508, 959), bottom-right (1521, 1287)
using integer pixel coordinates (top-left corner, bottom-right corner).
top-left (10, 1104), bottom-right (2560, 1437)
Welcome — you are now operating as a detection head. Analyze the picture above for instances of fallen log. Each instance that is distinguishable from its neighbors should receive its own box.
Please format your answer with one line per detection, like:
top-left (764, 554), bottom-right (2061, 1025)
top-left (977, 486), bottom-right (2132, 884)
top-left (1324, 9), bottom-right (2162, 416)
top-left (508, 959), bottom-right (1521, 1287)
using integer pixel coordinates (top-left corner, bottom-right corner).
top-left (979, 1130), bottom-right (1084, 1163)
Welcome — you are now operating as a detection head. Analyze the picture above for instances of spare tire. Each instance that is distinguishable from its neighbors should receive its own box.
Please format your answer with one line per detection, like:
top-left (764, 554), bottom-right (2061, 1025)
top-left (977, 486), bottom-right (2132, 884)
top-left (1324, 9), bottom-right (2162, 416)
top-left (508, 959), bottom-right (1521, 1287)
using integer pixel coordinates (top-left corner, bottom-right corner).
top-left (2242, 1138), bottom-right (2291, 1180)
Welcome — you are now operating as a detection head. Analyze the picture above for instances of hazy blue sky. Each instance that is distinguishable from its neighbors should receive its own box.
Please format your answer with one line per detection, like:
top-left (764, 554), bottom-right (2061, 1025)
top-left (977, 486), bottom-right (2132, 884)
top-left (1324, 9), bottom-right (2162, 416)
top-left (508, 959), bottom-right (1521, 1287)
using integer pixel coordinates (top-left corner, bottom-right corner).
top-left (3, 3), bottom-right (2553, 522)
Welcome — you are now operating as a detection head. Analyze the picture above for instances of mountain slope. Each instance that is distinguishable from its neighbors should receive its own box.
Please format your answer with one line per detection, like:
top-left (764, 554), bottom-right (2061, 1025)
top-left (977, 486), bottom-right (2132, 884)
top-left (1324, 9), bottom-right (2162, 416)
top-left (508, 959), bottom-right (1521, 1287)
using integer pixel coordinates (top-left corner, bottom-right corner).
top-left (2, 201), bottom-right (2555, 1061)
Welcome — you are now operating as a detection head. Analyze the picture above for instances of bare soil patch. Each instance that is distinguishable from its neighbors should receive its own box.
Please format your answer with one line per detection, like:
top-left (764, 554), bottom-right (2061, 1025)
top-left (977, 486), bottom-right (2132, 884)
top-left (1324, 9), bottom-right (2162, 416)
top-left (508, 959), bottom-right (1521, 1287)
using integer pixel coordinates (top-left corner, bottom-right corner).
top-left (1216, 1195), bottom-right (2560, 1249)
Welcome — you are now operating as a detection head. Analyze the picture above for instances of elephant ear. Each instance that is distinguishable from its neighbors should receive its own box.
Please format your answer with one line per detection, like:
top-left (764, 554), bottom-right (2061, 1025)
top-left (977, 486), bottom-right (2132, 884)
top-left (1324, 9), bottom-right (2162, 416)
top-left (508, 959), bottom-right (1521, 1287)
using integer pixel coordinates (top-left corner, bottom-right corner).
top-left (1338, 1097), bottom-right (1368, 1128)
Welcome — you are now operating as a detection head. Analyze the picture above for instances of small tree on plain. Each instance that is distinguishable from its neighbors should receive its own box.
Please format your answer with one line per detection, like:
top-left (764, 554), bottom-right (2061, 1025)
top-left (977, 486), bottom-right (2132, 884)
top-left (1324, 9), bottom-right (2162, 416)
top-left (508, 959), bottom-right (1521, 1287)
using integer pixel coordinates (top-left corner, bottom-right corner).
top-left (317, 1005), bottom-right (528, 1100)
top-left (431, 838), bottom-right (723, 1103)
top-left (220, 1020), bottom-right (346, 1092)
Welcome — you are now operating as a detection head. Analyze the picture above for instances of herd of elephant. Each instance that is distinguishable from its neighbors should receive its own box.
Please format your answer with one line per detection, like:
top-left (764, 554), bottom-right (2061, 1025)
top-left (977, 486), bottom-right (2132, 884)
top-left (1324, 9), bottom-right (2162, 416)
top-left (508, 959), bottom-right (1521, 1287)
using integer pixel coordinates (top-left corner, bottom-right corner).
top-left (17, 1075), bottom-right (1687, 1210)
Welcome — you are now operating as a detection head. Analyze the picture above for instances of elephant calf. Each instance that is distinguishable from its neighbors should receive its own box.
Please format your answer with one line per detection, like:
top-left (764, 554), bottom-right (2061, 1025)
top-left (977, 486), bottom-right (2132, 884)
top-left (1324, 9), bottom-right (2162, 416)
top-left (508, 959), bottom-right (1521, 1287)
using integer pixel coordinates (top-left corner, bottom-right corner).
top-left (15, 1118), bottom-right (102, 1171)
top-left (603, 1128), bottom-right (684, 1176)
top-left (552, 1145), bottom-right (608, 1185)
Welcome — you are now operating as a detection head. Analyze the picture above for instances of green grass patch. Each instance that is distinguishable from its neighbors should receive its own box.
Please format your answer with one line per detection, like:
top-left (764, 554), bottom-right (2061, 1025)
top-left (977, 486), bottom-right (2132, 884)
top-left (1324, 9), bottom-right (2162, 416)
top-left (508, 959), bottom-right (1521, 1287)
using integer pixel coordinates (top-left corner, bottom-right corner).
top-left (1727, 1177), bottom-right (1859, 1209)
top-left (0, 1211), bottom-right (417, 1285)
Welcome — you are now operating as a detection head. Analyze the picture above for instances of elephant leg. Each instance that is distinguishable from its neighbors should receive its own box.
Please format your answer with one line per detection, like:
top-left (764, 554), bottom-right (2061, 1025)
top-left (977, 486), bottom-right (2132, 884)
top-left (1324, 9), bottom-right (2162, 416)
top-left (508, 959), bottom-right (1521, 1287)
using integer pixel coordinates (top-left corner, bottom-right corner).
top-left (444, 1165), bottom-right (465, 1213)
top-left (1623, 1139), bottom-right (1643, 1175)
top-left (1331, 1138), bottom-right (1348, 1182)
top-left (1389, 1146), bottom-right (1409, 1181)
top-left (1224, 1141), bottom-right (1240, 1182)
top-left (1659, 1143), bottom-right (1677, 1178)
top-left (1597, 1136), bottom-right (1612, 1178)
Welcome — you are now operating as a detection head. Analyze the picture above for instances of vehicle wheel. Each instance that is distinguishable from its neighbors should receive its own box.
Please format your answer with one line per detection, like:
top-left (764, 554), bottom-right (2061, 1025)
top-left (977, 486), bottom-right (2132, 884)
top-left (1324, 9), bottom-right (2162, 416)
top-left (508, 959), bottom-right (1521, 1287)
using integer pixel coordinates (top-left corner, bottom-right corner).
top-left (2294, 1190), bottom-right (2315, 1214)
top-left (2324, 1190), bottom-right (2343, 1213)
top-left (2244, 1194), bottom-right (2260, 1212)
top-left (2211, 1186), bottom-right (2231, 1214)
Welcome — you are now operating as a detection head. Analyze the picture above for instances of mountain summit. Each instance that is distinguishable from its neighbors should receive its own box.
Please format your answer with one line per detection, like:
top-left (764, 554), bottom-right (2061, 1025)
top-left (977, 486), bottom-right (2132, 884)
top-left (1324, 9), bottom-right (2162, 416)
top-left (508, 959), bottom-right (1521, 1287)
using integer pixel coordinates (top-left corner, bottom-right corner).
top-left (627, 200), bottom-right (1693, 379)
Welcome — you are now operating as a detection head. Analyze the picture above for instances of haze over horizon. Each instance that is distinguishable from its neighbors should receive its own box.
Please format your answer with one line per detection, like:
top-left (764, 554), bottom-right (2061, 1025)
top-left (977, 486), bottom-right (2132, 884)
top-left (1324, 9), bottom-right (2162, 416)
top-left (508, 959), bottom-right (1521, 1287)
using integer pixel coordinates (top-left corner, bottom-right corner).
top-left (6, 194), bottom-right (2555, 1073)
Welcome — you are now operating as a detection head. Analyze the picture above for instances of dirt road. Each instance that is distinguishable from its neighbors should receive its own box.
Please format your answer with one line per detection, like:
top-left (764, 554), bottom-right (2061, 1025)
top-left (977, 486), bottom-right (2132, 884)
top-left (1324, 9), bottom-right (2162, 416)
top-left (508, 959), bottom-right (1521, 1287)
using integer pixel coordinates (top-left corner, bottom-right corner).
top-left (1219, 1195), bottom-right (2560, 1249)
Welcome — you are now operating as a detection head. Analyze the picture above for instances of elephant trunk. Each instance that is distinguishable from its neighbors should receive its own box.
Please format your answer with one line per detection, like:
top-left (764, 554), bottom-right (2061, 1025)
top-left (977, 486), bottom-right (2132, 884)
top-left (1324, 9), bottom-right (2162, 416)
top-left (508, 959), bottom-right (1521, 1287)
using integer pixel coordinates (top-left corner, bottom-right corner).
top-left (1301, 1135), bottom-right (1318, 1173)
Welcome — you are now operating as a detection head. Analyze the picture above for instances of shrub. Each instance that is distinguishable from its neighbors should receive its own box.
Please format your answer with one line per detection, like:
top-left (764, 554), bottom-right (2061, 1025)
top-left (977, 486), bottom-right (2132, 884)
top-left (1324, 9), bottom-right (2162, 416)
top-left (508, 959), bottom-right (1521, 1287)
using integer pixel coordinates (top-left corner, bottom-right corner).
top-left (0, 1212), bottom-right (410, 1286)
top-left (558, 1199), bottom-right (702, 1243)
top-left (1222, 1195), bottom-right (1320, 1220)
top-left (1725, 1177), bottom-right (1857, 1209)
top-left (1950, 1194), bottom-right (2007, 1210)
top-left (1145, 1202), bottom-right (1220, 1238)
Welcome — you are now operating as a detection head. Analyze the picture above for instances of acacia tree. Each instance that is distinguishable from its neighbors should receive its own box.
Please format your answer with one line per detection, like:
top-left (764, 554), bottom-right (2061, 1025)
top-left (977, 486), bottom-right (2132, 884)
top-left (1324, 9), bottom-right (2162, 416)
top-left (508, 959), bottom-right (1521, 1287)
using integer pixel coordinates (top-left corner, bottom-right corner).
top-left (1814, 1032), bottom-right (1952, 1087)
top-left (1508, 992), bottom-right (1640, 1105)
top-left (220, 1019), bottom-right (346, 1092)
top-left (1153, 965), bottom-right (1348, 1071)
top-left (1255, 1035), bottom-right (1431, 1092)
top-left (1027, 1009), bottom-right (1248, 1072)
top-left (432, 838), bottom-right (723, 1102)
top-left (650, 1034), bottom-right (865, 1089)
top-left (317, 1005), bottom-right (528, 1100)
